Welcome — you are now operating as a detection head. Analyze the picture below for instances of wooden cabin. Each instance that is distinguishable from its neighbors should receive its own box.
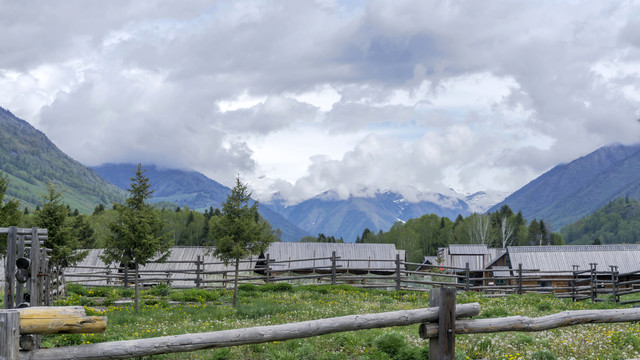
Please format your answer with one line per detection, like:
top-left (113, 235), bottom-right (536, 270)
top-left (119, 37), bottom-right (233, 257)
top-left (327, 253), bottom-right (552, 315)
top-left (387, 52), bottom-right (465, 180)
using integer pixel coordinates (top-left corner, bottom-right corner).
top-left (487, 245), bottom-right (640, 293)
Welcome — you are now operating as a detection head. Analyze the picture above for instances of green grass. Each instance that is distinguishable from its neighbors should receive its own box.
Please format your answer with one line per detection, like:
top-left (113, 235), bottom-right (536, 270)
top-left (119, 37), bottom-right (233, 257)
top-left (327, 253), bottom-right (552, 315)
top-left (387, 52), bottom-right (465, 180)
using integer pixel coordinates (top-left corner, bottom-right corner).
top-left (43, 285), bottom-right (640, 359)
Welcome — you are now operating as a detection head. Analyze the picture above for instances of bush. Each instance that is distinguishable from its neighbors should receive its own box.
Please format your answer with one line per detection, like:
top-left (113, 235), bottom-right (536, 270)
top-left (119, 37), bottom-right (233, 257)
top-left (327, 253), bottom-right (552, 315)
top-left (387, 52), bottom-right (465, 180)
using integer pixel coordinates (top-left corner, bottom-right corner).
top-left (396, 346), bottom-right (427, 360)
top-left (238, 283), bottom-right (258, 292)
top-left (536, 301), bottom-right (553, 312)
top-left (149, 283), bottom-right (171, 297)
top-left (374, 332), bottom-right (406, 359)
top-left (118, 288), bottom-right (135, 298)
top-left (260, 283), bottom-right (294, 292)
top-left (530, 350), bottom-right (557, 360)
top-left (66, 283), bottom-right (87, 296)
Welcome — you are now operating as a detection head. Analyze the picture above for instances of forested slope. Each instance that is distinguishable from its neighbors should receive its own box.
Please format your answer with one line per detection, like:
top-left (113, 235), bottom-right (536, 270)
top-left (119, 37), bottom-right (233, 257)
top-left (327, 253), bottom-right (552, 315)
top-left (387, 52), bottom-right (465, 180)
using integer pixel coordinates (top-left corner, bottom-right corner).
top-left (0, 107), bottom-right (125, 212)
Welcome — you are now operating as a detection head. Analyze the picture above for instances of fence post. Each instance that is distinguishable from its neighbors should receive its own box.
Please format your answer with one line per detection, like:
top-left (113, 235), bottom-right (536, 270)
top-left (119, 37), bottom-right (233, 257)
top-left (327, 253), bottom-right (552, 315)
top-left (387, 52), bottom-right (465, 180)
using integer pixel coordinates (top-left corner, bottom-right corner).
top-left (517, 263), bottom-right (523, 295)
top-left (610, 265), bottom-right (618, 303)
top-left (265, 254), bottom-right (272, 283)
top-left (429, 287), bottom-right (456, 360)
top-left (571, 265), bottom-right (579, 302)
top-left (331, 251), bottom-right (337, 286)
top-left (395, 254), bottom-right (401, 291)
top-left (0, 309), bottom-right (20, 360)
top-left (590, 263), bottom-right (597, 302)
top-left (15, 236), bottom-right (25, 307)
top-left (4, 226), bottom-right (17, 309)
top-left (464, 263), bottom-right (470, 292)
top-left (195, 255), bottom-right (201, 289)
top-left (29, 228), bottom-right (41, 308)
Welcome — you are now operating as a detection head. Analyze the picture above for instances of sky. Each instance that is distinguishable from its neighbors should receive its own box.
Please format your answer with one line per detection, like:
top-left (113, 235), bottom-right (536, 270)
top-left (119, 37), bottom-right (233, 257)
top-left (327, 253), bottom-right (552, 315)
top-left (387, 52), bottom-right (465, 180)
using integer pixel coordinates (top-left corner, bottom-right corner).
top-left (2, 1), bottom-right (640, 205)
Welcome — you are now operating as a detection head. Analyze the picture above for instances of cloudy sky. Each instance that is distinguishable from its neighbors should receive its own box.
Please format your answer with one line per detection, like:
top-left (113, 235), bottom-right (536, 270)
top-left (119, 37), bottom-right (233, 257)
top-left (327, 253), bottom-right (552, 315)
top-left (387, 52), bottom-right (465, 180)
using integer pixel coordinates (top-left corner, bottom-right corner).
top-left (2, 1), bottom-right (640, 204)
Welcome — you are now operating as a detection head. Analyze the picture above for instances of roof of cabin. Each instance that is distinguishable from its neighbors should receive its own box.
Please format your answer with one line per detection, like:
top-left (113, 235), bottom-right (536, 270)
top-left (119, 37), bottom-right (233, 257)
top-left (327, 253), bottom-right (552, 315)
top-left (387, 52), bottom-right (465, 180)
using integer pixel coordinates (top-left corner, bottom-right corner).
top-left (265, 242), bottom-right (401, 271)
top-left (506, 245), bottom-right (640, 274)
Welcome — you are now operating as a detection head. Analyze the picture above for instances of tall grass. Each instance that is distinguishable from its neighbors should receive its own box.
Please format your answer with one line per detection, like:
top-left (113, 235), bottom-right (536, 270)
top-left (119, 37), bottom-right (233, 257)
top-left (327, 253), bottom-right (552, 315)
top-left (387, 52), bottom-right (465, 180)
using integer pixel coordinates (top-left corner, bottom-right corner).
top-left (43, 285), bottom-right (640, 359)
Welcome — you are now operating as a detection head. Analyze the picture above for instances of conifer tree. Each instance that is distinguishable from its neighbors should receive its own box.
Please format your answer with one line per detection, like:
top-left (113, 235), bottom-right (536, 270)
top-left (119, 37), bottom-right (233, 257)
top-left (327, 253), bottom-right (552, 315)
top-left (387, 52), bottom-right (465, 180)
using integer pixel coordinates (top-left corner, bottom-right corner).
top-left (210, 176), bottom-right (276, 308)
top-left (35, 180), bottom-right (86, 268)
top-left (0, 172), bottom-right (22, 255)
top-left (102, 164), bottom-right (172, 311)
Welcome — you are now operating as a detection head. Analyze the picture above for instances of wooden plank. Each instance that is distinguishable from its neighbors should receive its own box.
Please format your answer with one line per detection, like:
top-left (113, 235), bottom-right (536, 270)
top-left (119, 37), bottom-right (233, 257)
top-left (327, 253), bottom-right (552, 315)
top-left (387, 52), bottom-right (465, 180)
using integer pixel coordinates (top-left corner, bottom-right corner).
top-left (419, 307), bottom-right (640, 337)
top-left (16, 236), bottom-right (26, 306)
top-left (18, 306), bottom-right (106, 335)
top-left (0, 228), bottom-right (47, 235)
top-left (29, 228), bottom-right (41, 308)
top-left (24, 304), bottom-right (480, 360)
top-left (5, 226), bottom-right (17, 309)
top-left (0, 310), bottom-right (20, 359)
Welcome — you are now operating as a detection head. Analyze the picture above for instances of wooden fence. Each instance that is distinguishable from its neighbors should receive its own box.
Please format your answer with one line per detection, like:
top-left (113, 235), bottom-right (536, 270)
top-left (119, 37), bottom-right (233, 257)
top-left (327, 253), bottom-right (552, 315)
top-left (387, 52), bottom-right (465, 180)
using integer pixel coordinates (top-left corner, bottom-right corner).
top-left (62, 253), bottom-right (640, 303)
top-left (5, 288), bottom-right (640, 360)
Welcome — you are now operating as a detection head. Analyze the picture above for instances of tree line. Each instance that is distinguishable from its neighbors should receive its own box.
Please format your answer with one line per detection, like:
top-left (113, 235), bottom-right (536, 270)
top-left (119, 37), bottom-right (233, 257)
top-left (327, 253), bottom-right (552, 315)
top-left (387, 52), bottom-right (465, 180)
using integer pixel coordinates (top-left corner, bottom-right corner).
top-left (0, 167), bottom-right (276, 309)
top-left (2, 167), bottom-right (568, 272)
top-left (355, 205), bottom-right (563, 264)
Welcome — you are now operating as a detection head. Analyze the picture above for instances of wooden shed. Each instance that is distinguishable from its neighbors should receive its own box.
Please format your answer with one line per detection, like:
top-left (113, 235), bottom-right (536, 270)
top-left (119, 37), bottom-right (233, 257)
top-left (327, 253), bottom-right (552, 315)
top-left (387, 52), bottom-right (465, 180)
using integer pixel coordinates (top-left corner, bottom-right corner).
top-left (502, 245), bottom-right (640, 292)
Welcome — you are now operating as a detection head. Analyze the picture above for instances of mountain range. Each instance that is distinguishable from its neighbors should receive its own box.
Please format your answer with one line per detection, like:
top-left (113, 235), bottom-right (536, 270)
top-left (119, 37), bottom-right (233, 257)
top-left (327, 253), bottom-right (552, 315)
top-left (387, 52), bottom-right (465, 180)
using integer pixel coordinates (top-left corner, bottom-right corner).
top-left (91, 163), bottom-right (310, 242)
top-left (490, 143), bottom-right (640, 230)
top-left (264, 190), bottom-right (474, 241)
top-left (4, 104), bottom-right (640, 242)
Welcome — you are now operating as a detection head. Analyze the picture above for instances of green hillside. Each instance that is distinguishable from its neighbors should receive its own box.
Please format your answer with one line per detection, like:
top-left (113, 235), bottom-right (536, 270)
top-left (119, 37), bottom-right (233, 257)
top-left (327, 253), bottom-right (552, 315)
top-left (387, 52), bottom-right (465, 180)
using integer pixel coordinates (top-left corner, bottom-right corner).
top-left (561, 197), bottom-right (640, 244)
top-left (0, 107), bottom-right (125, 212)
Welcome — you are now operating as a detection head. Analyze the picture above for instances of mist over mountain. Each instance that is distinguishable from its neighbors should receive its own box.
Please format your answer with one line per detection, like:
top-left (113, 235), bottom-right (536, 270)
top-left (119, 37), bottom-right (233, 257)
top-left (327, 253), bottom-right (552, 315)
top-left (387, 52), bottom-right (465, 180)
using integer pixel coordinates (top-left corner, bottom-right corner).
top-left (0, 107), bottom-right (124, 212)
top-left (490, 143), bottom-right (640, 230)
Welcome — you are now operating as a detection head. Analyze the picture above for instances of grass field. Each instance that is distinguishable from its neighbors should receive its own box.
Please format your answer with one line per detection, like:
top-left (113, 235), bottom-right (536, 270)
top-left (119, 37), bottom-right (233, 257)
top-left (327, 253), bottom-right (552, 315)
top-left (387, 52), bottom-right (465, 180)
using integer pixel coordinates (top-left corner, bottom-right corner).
top-left (35, 283), bottom-right (640, 360)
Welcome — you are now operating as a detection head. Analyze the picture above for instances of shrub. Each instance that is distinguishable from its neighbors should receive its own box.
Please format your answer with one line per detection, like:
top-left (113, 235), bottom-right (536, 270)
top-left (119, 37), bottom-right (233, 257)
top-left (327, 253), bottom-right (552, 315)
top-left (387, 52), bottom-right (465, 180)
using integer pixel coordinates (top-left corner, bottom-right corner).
top-left (536, 301), bottom-right (552, 312)
top-left (238, 283), bottom-right (258, 292)
top-left (396, 346), bottom-right (427, 360)
top-left (118, 288), bottom-right (135, 298)
top-left (374, 332), bottom-right (406, 359)
top-left (66, 283), bottom-right (87, 296)
top-left (149, 283), bottom-right (171, 297)
top-left (260, 283), bottom-right (294, 292)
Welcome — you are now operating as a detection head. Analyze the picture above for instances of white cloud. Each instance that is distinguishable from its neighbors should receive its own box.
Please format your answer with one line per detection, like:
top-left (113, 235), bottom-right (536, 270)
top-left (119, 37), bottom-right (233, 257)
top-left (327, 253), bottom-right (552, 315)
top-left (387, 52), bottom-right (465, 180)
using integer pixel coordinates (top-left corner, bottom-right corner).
top-left (1, 0), bottom-right (640, 203)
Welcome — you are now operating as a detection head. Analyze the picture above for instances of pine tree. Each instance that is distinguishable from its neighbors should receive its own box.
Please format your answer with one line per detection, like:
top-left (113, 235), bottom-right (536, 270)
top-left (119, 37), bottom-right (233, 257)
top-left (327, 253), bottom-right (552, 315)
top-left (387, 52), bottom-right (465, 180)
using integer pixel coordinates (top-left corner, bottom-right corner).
top-left (35, 180), bottom-right (86, 268)
top-left (101, 164), bottom-right (172, 311)
top-left (0, 172), bottom-right (22, 255)
top-left (210, 176), bottom-right (276, 308)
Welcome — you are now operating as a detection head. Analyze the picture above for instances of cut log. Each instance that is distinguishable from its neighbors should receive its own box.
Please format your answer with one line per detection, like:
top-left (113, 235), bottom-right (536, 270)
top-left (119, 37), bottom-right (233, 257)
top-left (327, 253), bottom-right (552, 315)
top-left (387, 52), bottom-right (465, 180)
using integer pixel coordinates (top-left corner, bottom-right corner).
top-left (24, 303), bottom-right (481, 360)
top-left (419, 307), bottom-right (640, 338)
top-left (18, 306), bottom-right (107, 334)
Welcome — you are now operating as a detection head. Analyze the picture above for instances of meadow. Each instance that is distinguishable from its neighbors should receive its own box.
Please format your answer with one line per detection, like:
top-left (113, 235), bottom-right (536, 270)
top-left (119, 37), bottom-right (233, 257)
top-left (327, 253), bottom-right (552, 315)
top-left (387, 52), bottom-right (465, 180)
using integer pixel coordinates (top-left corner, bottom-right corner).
top-left (36, 283), bottom-right (640, 360)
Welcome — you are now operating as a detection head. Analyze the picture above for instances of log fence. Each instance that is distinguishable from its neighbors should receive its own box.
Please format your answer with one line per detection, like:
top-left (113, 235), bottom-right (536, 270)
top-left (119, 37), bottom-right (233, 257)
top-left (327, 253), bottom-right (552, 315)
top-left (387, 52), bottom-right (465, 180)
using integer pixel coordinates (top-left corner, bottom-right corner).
top-left (4, 287), bottom-right (640, 359)
top-left (59, 254), bottom-right (640, 303)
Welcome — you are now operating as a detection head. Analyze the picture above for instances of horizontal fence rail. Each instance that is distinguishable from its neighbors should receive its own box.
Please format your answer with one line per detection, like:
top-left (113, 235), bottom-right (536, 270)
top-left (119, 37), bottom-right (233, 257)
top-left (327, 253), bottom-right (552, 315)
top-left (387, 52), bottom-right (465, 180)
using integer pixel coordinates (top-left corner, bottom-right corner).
top-left (60, 254), bottom-right (640, 303)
